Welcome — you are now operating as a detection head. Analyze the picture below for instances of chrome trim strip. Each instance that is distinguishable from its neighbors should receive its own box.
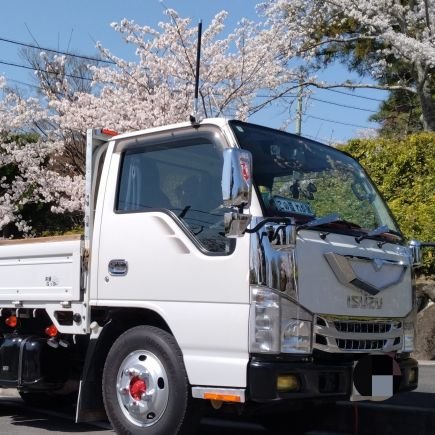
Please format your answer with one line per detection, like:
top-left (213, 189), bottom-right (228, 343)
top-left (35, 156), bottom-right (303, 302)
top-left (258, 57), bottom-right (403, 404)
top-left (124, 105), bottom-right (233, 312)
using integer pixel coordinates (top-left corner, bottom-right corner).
top-left (249, 217), bottom-right (297, 299)
top-left (324, 252), bottom-right (407, 296)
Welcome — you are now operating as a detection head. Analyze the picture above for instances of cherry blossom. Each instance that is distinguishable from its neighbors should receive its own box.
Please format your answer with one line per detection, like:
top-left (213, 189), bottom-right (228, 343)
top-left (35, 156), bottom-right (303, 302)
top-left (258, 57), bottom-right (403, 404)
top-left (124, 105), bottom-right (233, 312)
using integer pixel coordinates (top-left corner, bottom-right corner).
top-left (0, 8), bottom-right (299, 235)
top-left (259, 0), bottom-right (435, 130)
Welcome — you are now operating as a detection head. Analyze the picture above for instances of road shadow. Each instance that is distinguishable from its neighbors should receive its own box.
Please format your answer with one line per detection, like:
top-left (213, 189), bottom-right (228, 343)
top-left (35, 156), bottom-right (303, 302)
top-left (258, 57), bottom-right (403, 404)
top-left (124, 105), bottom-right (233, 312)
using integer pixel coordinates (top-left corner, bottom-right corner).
top-left (0, 398), bottom-right (112, 433)
top-left (383, 391), bottom-right (435, 409)
top-left (315, 392), bottom-right (435, 435)
top-left (10, 414), bottom-right (111, 433)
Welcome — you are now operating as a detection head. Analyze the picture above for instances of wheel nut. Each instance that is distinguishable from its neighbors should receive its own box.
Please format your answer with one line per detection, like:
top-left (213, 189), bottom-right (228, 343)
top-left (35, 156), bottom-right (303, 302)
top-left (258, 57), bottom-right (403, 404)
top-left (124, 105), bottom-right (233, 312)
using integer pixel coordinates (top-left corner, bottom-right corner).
top-left (141, 392), bottom-right (152, 401)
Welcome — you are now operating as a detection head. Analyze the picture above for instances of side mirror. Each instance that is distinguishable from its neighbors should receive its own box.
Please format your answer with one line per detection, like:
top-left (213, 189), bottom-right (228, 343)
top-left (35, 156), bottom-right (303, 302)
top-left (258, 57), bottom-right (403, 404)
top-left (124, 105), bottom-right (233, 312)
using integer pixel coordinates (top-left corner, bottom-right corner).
top-left (409, 240), bottom-right (422, 267)
top-left (222, 149), bottom-right (253, 237)
top-left (222, 148), bottom-right (253, 209)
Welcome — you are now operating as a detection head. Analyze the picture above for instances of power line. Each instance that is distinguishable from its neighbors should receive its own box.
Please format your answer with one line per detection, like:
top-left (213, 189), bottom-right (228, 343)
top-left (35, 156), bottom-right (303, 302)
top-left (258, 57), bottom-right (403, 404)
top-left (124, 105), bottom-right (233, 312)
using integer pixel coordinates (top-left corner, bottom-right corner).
top-left (3, 77), bottom-right (40, 89)
top-left (310, 96), bottom-right (378, 113)
top-left (302, 133), bottom-right (332, 143)
top-left (257, 88), bottom-right (384, 108)
top-left (289, 80), bottom-right (384, 102)
top-left (257, 93), bottom-right (379, 113)
top-left (0, 78), bottom-right (379, 128)
top-left (1, 74), bottom-right (377, 138)
top-left (0, 36), bottom-right (114, 64)
top-left (0, 36), bottom-right (389, 105)
top-left (2, 76), bottom-right (66, 97)
top-left (0, 60), bottom-right (385, 120)
top-left (322, 88), bottom-right (384, 102)
top-left (0, 59), bottom-right (94, 81)
top-left (306, 114), bottom-right (375, 129)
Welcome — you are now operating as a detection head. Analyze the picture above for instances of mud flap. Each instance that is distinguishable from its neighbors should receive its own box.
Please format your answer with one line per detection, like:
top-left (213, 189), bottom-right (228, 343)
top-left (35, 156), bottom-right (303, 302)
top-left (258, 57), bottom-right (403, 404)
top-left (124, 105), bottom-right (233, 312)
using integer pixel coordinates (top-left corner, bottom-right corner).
top-left (75, 320), bottom-right (113, 423)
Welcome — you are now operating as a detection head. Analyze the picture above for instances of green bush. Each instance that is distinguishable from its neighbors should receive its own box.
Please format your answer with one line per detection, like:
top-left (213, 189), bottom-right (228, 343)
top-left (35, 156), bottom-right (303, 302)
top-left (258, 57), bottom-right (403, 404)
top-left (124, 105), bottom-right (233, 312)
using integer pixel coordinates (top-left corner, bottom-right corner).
top-left (341, 133), bottom-right (435, 275)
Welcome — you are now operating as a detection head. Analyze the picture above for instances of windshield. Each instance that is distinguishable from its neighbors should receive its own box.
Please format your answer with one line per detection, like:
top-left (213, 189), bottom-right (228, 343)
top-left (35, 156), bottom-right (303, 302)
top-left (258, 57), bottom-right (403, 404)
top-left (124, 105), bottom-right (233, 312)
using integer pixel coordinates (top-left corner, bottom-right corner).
top-left (229, 121), bottom-right (400, 235)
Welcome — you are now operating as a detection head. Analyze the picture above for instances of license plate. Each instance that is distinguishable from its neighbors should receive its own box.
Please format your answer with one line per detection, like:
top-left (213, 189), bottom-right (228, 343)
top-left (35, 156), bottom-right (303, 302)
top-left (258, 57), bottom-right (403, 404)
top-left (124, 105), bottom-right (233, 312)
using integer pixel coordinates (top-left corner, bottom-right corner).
top-left (351, 354), bottom-right (402, 401)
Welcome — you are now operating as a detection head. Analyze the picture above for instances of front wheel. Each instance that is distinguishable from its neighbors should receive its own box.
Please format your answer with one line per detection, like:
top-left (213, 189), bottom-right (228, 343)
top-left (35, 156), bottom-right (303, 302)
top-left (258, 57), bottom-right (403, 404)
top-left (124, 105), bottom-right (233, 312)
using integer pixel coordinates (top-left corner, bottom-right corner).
top-left (102, 325), bottom-right (199, 434)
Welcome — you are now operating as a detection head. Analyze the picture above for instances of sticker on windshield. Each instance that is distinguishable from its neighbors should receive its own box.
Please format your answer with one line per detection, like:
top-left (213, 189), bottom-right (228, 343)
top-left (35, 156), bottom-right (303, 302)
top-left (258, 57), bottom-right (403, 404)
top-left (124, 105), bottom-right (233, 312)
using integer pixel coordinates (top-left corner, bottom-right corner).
top-left (272, 196), bottom-right (314, 216)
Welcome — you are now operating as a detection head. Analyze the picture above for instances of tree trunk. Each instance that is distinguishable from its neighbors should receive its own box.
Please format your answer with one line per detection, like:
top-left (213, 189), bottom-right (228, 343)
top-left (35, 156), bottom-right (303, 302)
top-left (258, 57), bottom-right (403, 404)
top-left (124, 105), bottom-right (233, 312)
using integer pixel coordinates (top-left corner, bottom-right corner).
top-left (416, 62), bottom-right (435, 131)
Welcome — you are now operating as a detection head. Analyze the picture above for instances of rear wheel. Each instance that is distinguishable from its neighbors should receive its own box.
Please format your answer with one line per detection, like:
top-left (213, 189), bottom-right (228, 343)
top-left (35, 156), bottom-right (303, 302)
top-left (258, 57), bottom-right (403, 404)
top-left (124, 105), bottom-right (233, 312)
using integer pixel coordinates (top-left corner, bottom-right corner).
top-left (102, 325), bottom-right (200, 434)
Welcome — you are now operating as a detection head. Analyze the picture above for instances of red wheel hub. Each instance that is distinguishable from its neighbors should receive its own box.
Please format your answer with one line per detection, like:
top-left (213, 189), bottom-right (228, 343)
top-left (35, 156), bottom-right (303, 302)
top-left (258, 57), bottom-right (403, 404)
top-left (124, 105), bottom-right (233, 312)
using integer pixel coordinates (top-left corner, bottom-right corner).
top-left (129, 376), bottom-right (147, 400)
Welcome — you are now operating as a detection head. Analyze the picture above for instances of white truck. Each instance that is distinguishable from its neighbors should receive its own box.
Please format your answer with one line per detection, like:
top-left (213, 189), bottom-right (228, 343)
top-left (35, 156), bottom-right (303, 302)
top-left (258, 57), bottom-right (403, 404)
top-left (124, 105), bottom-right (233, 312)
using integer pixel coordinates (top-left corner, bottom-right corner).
top-left (0, 118), bottom-right (420, 434)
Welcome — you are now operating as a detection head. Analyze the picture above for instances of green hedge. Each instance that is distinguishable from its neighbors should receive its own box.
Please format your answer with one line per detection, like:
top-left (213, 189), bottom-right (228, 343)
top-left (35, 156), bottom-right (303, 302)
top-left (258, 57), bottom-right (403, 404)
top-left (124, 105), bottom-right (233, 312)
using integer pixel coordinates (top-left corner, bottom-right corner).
top-left (341, 133), bottom-right (435, 275)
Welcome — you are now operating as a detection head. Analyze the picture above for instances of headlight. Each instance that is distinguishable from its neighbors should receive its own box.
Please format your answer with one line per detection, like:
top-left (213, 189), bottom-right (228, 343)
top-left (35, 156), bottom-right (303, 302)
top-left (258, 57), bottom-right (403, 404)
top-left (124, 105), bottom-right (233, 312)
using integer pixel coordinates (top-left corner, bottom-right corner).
top-left (249, 287), bottom-right (280, 353)
top-left (281, 319), bottom-right (312, 353)
top-left (249, 286), bottom-right (313, 354)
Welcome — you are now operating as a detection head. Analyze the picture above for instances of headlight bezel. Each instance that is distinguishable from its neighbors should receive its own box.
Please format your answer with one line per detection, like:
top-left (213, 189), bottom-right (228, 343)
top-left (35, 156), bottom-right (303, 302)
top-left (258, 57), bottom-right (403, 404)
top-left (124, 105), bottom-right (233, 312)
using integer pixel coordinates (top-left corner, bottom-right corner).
top-left (249, 285), bottom-right (313, 355)
top-left (402, 314), bottom-right (416, 353)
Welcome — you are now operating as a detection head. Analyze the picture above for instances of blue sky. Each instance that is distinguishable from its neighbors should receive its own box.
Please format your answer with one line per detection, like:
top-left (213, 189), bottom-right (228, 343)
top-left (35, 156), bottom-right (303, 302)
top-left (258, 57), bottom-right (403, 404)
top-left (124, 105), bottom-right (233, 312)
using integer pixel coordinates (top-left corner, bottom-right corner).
top-left (0, 0), bottom-right (386, 143)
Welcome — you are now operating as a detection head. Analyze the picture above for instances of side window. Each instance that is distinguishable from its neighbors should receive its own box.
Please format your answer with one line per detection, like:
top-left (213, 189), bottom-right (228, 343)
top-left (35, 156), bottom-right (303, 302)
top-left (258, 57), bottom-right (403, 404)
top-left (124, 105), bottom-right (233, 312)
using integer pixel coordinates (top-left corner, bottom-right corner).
top-left (117, 153), bottom-right (171, 211)
top-left (116, 138), bottom-right (233, 254)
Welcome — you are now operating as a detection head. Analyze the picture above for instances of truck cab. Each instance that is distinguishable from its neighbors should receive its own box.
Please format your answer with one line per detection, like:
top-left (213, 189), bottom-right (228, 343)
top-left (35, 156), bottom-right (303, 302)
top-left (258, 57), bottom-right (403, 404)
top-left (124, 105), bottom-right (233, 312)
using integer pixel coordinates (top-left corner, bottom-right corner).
top-left (0, 118), bottom-right (419, 434)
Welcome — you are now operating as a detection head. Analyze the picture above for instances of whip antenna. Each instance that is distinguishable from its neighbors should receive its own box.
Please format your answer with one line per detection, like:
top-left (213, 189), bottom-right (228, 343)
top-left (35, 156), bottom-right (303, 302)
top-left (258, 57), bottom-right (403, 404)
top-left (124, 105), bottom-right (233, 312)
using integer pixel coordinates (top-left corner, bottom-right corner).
top-left (190, 20), bottom-right (202, 126)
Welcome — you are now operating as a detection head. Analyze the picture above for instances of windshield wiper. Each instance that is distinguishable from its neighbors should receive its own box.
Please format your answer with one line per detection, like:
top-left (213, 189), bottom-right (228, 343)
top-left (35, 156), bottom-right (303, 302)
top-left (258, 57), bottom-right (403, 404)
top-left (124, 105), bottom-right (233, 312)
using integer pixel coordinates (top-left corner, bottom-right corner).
top-left (355, 225), bottom-right (401, 243)
top-left (296, 214), bottom-right (342, 232)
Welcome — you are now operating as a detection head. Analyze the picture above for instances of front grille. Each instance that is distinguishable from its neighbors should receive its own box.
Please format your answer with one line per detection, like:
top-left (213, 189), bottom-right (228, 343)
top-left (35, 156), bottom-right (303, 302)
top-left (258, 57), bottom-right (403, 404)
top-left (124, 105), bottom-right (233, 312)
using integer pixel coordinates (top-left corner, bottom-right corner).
top-left (314, 316), bottom-right (403, 353)
top-left (333, 320), bottom-right (393, 334)
top-left (336, 338), bottom-right (387, 351)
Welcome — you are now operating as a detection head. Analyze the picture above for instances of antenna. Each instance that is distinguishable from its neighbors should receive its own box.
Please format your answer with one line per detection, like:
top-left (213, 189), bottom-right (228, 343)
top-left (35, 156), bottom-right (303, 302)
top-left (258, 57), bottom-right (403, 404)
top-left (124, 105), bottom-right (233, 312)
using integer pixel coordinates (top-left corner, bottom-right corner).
top-left (190, 20), bottom-right (202, 126)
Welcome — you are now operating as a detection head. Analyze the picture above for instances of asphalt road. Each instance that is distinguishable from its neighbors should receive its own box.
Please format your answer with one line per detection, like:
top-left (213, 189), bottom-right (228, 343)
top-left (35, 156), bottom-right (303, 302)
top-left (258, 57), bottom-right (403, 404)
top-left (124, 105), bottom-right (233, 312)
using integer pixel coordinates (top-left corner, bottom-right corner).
top-left (0, 363), bottom-right (434, 435)
top-left (0, 399), bottom-right (343, 435)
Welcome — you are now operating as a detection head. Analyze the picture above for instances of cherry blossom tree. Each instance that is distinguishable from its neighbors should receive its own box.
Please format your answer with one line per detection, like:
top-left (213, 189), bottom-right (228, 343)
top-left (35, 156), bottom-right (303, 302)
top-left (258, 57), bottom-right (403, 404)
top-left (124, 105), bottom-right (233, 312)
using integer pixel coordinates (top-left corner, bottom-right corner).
top-left (0, 9), bottom-right (300, 236)
top-left (259, 0), bottom-right (435, 130)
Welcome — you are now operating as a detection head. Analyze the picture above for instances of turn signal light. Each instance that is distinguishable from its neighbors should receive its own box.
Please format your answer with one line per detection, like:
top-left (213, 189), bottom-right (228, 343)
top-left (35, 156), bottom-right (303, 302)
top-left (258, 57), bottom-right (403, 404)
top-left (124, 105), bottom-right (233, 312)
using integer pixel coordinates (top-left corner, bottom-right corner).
top-left (203, 393), bottom-right (241, 403)
top-left (5, 315), bottom-right (17, 328)
top-left (101, 128), bottom-right (119, 136)
top-left (45, 324), bottom-right (58, 337)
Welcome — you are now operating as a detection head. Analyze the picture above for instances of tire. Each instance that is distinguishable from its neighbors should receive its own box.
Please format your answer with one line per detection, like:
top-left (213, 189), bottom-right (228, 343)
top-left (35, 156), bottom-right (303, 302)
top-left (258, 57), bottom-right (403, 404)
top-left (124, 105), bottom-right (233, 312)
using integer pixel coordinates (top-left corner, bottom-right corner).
top-left (102, 325), bottom-right (200, 435)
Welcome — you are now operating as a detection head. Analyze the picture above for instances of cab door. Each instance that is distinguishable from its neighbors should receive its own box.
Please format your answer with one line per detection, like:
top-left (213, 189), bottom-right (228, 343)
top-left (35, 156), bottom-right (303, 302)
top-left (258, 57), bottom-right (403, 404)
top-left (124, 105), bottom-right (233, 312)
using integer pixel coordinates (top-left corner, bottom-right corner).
top-left (95, 125), bottom-right (250, 387)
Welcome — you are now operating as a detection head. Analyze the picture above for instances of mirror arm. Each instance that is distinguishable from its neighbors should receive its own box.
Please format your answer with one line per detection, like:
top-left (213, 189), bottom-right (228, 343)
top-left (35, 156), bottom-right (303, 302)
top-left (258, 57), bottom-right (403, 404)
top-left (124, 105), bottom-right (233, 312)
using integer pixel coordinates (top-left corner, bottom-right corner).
top-left (245, 217), bottom-right (294, 234)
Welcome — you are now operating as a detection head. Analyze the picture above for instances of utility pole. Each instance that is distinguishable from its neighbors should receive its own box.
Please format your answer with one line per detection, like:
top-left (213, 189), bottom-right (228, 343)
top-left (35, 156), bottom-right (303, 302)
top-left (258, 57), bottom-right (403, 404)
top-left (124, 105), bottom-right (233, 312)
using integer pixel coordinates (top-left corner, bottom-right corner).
top-left (296, 80), bottom-right (303, 135)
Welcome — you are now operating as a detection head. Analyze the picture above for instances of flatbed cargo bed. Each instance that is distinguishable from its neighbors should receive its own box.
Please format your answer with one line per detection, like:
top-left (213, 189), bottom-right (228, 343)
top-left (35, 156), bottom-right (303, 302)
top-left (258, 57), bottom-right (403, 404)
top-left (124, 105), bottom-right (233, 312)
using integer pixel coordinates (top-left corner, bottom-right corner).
top-left (0, 235), bottom-right (83, 303)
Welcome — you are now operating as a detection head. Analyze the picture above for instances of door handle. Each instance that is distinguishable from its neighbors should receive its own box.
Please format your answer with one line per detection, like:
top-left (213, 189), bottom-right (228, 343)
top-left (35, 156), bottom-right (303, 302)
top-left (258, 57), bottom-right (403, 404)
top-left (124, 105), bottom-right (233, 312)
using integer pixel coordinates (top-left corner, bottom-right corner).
top-left (108, 259), bottom-right (128, 276)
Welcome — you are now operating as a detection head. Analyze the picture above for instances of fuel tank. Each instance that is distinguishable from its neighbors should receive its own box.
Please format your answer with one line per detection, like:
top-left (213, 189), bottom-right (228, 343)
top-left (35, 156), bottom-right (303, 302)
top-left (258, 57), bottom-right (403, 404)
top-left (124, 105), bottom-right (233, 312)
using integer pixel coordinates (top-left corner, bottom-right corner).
top-left (0, 334), bottom-right (69, 390)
